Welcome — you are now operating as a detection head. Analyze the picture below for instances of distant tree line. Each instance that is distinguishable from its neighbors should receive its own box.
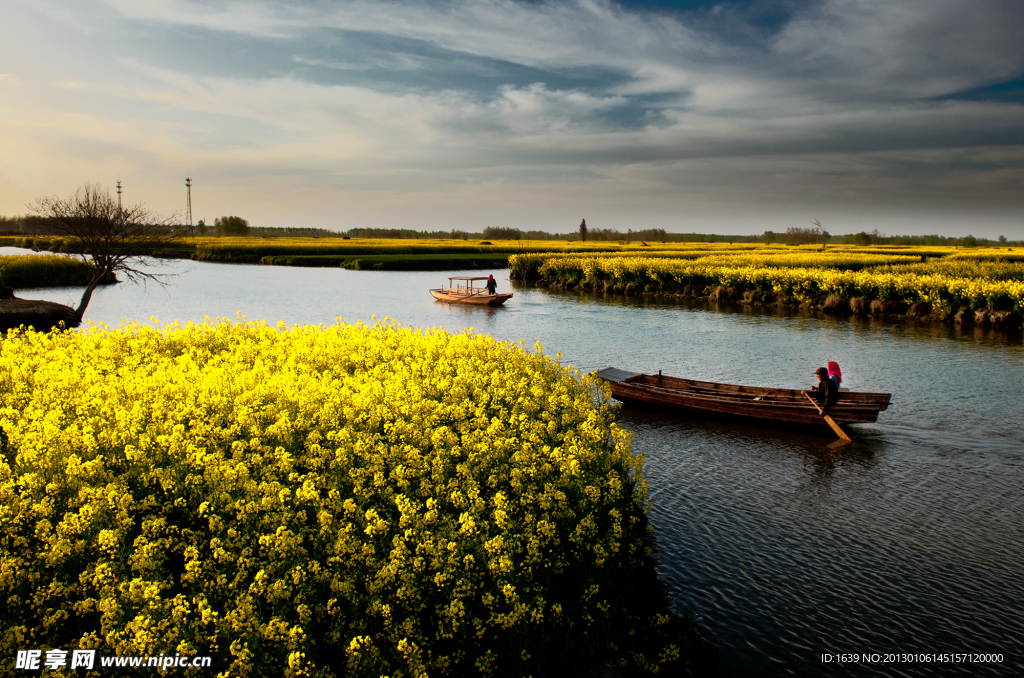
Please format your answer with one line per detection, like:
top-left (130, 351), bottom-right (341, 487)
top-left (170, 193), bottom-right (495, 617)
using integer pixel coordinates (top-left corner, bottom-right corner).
top-left (825, 229), bottom-right (1008, 247)
top-left (2, 213), bottom-right (1018, 247)
top-left (480, 226), bottom-right (766, 243)
top-left (248, 226), bottom-right (354, 238)
top-left (1, 214), bottom-right (196, 237)
top-left (0, 215), bottom-right (40, 234)
top-left (758, 227), bottom-right (1015, 247)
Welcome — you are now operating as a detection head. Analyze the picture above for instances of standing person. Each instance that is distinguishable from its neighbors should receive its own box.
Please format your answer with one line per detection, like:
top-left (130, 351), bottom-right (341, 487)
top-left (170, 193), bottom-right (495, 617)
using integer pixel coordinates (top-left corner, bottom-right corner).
top-left (827, 361), bottom-right (842, 389)
top-left (809, 366), bottom-right (838, 414)
top-left (485, 274), bottom-right (497, 295)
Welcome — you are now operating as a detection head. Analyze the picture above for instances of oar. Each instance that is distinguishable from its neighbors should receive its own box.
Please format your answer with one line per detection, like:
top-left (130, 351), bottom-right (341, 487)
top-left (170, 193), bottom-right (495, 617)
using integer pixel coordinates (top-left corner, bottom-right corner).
top-left (804, 392), bottom-right (852, 442)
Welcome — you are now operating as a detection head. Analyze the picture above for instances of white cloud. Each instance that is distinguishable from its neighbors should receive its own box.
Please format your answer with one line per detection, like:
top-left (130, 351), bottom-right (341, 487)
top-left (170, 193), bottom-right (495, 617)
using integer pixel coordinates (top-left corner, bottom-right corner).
top-left (100, 0), bottom-right (306, 38)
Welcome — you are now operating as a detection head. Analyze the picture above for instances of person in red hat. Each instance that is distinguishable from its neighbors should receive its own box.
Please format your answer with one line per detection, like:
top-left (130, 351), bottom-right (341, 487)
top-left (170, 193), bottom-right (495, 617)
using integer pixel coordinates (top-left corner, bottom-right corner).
top-left (485, 274), bottom-right (497, 295)
top-left (827, 361), bottom-right (842, 389)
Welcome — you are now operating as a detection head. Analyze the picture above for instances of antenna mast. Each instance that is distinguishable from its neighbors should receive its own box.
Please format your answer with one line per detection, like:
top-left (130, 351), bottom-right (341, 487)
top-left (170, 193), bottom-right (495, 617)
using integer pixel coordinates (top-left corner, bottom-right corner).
top-left (185, 177), bottom-right (193, 234)
top-left (116, 180), bottom-right (122, 210)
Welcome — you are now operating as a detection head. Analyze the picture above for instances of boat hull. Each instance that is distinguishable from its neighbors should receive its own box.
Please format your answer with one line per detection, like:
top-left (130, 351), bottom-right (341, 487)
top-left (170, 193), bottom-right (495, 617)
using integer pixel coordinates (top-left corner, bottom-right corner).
top-left (429, 289), bottom-right (513, 305)
top-left (595, 368), bottom-right (890, 427)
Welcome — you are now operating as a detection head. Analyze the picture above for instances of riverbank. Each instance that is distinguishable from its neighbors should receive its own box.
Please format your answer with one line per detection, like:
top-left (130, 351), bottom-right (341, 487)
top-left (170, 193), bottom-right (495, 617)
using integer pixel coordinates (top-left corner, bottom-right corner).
top-left (6, 239), bottom-right (1021, 330)
top-left (511, 247), bottom-right (1024, 330)
top-left (0, 297), bottom-right (79, 332)
top-left (1, 238), bottom-right (523, 271)
top-left (257, 252), bottom-right (512, 270)
top-left (0, 252), bottom-right (113, 292)
top-left (0, 252), bottom-right (116, 331)
top-left (1, 235), bottom-right (639, 259)
top-left (533, 277), bottom-right (1024, 329)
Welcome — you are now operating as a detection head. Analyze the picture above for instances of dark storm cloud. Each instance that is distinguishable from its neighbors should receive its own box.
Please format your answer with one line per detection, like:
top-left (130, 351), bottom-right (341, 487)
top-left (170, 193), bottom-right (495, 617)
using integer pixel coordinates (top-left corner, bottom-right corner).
top-left (98, 0), bottom-right (1024, 155)
top-left (118, 21), bottom-right (634, 100)
top-left (113, 0), bottom-right (1023, 148)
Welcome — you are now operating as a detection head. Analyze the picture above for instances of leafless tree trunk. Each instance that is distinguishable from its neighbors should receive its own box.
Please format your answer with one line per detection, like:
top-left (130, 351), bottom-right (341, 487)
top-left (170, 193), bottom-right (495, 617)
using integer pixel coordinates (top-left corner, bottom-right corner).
top-left (29, 184), bottom-right (180, 322)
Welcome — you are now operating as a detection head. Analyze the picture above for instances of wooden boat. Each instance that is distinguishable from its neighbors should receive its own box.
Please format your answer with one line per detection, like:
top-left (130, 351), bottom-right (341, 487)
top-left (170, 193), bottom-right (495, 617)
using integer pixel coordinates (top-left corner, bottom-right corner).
top-left (429, 276), bottom-right (513, 306)
top-left (595, 368), bottom-right (891, 427)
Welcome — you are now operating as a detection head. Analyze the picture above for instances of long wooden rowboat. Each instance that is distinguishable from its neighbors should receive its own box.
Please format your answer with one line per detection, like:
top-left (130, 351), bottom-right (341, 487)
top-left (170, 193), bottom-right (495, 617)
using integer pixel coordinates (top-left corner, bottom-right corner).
top-left (429, 276), bottom-right (513, 306)
top-left (595, 368), bottom-right (891, 427)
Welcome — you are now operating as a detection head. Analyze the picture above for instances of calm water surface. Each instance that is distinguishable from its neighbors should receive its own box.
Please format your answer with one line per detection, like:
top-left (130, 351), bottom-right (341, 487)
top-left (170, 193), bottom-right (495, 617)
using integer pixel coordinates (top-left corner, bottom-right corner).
top-left (11, 250), bottom-right (1024, 676)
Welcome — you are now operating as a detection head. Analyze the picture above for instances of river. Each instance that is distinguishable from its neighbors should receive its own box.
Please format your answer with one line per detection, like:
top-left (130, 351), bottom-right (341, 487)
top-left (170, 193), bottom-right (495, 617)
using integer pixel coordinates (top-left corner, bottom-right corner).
top-left (9, 250), bottom-right (1024, 676)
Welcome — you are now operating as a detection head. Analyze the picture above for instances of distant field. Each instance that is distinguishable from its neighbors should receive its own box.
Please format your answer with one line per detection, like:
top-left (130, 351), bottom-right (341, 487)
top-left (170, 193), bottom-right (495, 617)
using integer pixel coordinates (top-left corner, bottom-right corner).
top-left (189, 236), bottom-right (674, 258)
top-left (1, 235), bottom-right (655, 271)
top-left (260, 252), bottom-right (512, 271)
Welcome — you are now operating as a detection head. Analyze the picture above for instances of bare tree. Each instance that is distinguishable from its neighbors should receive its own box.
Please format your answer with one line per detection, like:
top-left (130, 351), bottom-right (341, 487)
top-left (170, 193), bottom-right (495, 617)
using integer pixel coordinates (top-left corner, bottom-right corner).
top-left (29, 184), bottom-right (179, 322)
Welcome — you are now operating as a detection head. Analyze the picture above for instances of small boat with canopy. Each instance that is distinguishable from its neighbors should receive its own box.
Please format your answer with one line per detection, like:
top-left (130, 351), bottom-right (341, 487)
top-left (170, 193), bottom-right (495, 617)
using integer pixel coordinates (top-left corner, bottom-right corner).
top-left (429, 276), bottom-right (513, 306)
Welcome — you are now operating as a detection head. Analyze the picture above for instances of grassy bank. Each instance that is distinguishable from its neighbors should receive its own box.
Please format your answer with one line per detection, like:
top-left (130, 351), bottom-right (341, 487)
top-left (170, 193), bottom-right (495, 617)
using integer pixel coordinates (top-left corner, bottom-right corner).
top-left (0, 319), bottom-right (717, 677)
top-left (190, 237), bottom-right (660, 259)
top-left (260, 253), bottom-right (514, 270)
top-left (2, 235), bottom-right (675, 266)
top-left (0, 253), bottom-right (113, 292)
top-left (511, 245), bottom-right (1024, 324)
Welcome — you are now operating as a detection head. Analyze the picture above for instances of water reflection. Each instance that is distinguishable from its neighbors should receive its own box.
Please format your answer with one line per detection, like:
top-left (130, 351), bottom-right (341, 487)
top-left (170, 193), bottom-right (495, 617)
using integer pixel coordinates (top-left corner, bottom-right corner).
top-left (621, 400), bottom-right (1023, 677)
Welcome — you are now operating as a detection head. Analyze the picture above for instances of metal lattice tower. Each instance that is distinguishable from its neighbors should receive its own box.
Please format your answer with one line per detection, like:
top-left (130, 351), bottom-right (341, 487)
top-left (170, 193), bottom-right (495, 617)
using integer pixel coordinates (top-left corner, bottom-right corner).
top-left (116, 180), bottom-right (122, 210)
top-left (185, 177), bottom-right (193, 232)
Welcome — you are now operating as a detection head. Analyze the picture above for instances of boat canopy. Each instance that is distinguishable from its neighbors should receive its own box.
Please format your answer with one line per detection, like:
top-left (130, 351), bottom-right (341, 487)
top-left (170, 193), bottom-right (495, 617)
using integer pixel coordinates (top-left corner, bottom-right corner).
top-left (448, 276), bottom-right (490, 281)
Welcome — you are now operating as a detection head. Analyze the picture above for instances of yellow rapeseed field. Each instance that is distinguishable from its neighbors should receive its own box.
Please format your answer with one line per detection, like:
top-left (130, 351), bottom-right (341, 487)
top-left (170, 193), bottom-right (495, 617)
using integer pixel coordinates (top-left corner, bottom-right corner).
top-left (510, 245), bottom-right (1024, 313)
top-left (0, 254), bottom-right (99, 290)
top-left (0, 319), bottom-right (695, 677)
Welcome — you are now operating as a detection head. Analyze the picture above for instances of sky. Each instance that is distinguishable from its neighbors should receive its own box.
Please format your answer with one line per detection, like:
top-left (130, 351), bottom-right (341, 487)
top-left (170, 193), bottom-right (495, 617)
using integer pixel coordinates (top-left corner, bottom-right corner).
top-left (1, 0), bottom-right (1022, 237)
